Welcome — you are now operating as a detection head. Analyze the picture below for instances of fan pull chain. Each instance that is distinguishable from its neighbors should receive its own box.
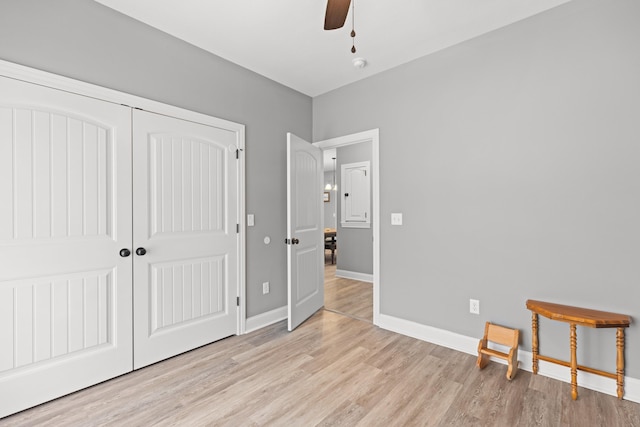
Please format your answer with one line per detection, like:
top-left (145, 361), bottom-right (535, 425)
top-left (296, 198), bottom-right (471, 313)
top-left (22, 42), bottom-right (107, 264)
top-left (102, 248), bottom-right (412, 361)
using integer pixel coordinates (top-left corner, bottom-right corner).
top-left (350, 0), bottom-right (356, 53)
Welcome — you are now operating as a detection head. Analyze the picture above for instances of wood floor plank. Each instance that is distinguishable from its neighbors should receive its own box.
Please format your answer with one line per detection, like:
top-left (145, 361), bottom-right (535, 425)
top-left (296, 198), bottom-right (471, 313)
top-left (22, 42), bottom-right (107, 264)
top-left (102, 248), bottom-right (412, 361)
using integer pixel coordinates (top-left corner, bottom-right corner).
top-left (317, 400), bottom-right (367, 427)
top-left (356, 351), bottom-right (461, 427)
top-left (2, 310), bottom-right (638, 426)
top-left (324, 264), bottom-right (373, 322)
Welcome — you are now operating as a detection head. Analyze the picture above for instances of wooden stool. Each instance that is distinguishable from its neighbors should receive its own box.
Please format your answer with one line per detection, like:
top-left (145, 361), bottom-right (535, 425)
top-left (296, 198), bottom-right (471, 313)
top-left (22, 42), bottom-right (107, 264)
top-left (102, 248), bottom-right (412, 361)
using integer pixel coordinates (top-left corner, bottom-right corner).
top-left (477, 322), bottom-right (520, 380)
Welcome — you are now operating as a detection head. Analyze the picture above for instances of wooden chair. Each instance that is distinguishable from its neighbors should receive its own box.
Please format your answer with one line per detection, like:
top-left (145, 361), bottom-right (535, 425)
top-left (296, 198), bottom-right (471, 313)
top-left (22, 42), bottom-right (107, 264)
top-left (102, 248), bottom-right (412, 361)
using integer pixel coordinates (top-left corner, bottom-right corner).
top-left (324, 237), bottom-right (336, 264)
top-left (477, 322), bottom-right (520, 380)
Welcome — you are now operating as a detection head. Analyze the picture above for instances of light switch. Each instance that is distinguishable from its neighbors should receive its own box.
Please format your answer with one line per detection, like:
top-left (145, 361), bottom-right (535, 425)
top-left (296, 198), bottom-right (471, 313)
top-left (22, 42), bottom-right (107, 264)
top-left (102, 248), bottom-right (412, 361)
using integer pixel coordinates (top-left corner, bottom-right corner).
top-left (247, 214), bottom-right (255, 227)
top-left (391, 213), bottom-right (403, 226)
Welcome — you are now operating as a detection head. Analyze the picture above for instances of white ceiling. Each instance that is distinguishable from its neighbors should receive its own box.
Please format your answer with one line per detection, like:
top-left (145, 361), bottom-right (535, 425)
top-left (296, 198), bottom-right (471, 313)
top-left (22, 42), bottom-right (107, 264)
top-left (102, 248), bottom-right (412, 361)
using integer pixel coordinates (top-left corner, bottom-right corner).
top-left (95, 0), bottom-right (570, 97)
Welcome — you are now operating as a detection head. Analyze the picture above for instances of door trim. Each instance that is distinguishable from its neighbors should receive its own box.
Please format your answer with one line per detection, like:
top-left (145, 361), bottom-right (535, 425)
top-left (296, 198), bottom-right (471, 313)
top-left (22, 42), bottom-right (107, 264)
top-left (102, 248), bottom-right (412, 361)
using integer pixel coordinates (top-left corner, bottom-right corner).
top-left (314, 129), bottom-right (380, 325)
top-left (0, 59), bottom-right (247, 335)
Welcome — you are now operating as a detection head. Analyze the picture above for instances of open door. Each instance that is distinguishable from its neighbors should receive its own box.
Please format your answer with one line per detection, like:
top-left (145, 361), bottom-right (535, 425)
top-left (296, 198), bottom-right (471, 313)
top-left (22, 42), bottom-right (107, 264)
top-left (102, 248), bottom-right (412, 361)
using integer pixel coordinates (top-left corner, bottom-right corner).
top-left (287, 133), bottom-right (324, 331)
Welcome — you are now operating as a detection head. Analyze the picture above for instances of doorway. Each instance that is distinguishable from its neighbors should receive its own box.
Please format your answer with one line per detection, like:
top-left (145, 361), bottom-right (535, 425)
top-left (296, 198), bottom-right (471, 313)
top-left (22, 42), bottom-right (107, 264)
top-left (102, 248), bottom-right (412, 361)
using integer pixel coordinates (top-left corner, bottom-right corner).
top-left (315, 129), bottom-right (380, 325)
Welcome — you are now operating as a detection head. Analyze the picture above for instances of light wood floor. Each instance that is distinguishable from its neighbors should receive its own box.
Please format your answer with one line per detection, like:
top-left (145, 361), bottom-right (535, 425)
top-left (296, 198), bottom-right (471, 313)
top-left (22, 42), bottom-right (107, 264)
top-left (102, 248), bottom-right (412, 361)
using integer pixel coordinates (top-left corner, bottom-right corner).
top-left (3, 310), bottom-right (638, 426)
top-left (324, 260), bottom-right (373, 323)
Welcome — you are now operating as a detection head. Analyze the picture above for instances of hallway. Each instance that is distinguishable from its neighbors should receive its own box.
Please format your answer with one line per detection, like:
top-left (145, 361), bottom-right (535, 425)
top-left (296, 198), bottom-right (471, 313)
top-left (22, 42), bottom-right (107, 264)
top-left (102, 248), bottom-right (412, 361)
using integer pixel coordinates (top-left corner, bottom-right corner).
top-left (324, 260), bottom-right (373, 323)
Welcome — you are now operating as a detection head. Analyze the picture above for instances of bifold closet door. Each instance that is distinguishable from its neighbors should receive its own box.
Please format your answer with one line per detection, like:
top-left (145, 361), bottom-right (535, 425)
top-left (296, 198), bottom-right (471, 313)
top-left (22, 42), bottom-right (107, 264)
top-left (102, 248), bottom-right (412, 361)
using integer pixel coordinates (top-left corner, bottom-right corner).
top-left (0, 76), bottom-right (133, 417)
top-left (132, 109), bottom-right (239, 369)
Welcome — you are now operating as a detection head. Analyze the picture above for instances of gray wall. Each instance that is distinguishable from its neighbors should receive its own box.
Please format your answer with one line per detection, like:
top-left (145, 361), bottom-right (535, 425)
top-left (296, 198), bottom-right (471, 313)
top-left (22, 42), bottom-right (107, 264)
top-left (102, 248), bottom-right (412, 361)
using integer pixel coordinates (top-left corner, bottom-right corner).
top-left (323, 171), bottom-right (337, 229)
top-left (336, 142), bottom-right (373, 275)
top-left (0, 0), bottom-right (312, 318)
top-left (313, 0), bottom-right (640, 377)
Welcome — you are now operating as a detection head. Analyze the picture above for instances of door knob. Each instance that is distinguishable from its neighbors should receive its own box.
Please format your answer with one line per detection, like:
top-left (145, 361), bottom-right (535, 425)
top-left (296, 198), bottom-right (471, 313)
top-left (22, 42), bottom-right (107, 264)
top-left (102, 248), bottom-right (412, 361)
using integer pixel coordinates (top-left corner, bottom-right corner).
top-left (119, 248), bottom-right (131, 257)
top-left (292, 238), bottom-right (300, 245)
top-left (136, 247), bottom-right (147, 256)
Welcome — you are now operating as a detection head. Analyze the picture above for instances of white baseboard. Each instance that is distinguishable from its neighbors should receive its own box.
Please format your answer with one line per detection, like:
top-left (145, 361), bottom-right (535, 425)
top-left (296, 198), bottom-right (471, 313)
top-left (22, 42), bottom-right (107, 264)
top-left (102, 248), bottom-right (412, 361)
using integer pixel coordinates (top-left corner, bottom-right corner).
top-left (378, 314), bottom-right (640, 403)
top-left (244, 306), bottom-right (287, 334)
top-left (335, 269), bottom-right (373, 283)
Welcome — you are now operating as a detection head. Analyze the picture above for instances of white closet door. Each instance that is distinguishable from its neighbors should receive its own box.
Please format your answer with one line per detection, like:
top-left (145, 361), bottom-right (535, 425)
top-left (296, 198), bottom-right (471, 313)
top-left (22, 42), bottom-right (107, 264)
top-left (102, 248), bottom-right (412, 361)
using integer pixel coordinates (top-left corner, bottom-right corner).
top-left (132, 109), bottom-right (238, 369)
top-left (0, 76), bottom-right (133, 417)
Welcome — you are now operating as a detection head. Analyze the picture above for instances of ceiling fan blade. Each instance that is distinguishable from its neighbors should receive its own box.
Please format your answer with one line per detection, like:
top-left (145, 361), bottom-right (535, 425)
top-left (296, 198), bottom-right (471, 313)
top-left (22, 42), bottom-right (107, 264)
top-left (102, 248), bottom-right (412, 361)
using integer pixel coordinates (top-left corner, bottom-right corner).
top-left (324, 0), bottom-right (351, 30)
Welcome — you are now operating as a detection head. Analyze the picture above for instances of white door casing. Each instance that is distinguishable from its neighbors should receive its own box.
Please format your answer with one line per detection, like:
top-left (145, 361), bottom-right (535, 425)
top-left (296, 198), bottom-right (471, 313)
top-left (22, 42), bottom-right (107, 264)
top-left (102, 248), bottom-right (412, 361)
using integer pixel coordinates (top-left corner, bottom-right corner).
top-left (132, 109), bottom-right (239, 369)
top-left (287, 133), bottom-right (324, 331)
top-left (0, 76), bottom-right (133, 417)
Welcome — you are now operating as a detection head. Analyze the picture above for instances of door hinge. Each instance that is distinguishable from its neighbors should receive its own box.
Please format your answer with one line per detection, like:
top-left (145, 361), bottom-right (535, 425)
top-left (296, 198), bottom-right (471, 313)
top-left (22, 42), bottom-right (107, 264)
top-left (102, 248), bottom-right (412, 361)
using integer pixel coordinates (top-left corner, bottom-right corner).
top-left (285, 238), bottom-right (291, 245)
top-left (236, 296), bottom-right (240, 306)
top-left (236, 223), bottom-right (240, 233)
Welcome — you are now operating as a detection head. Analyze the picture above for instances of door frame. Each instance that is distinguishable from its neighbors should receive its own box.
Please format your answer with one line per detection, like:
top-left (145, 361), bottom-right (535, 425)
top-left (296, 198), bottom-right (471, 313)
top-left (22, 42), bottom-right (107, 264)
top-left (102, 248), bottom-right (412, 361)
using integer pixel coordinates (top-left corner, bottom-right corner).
top-left (0, 59), bottom-right (247, 334)
top-left (314, 129), bottom-right (380, 325)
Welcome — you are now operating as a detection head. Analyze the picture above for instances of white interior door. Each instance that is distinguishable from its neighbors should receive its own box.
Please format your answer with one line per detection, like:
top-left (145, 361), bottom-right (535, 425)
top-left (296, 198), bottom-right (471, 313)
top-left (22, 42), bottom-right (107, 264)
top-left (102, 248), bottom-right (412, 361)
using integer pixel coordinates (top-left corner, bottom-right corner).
top-left (132, 109), bottom-right (239, 369)
top-left (287, 133), bottom-right (324, 331)
top-left (0, 76), bottom-right (133, 417)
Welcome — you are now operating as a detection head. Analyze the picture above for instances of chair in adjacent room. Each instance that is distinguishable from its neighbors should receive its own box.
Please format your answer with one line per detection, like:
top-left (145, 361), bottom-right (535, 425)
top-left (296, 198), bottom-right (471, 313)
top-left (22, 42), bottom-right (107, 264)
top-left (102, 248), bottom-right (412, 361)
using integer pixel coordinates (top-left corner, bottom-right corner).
top-left (325, 236), bottom-right (337, 264)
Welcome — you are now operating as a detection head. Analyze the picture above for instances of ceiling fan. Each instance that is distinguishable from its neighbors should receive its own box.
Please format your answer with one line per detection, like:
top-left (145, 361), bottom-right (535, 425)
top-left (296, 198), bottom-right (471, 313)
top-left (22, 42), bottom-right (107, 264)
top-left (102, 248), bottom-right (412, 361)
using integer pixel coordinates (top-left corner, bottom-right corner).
top-left (325, 0), bottom-right (361, 55)
top-left (324, 0), bottom-right (352, 30)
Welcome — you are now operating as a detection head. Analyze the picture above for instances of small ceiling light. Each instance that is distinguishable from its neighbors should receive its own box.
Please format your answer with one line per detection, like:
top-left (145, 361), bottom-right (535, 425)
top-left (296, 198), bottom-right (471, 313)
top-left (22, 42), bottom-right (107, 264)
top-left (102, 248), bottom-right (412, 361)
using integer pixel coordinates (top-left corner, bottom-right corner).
top-left (352, 57), bottom-right (367, 69)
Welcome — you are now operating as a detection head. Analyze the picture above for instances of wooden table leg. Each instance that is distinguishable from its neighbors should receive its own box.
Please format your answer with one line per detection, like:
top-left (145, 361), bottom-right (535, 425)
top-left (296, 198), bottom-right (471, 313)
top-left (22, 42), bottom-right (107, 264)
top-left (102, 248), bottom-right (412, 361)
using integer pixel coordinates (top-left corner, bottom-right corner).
top-left (531, 312), bottom-right (539, 375)
top-left (617, 327), bottom-right (625, 399)
top-left (570, 323), bottom-right (578, 400)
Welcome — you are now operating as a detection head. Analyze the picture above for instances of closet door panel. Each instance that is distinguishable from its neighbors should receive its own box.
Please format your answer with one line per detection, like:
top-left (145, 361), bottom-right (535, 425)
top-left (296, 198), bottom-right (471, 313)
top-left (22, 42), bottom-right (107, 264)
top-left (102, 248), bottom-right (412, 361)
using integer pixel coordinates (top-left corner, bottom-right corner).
top-left (0, 76), bottom-right (133, 418)
top-left (133, 109), bottom-right (238, 369)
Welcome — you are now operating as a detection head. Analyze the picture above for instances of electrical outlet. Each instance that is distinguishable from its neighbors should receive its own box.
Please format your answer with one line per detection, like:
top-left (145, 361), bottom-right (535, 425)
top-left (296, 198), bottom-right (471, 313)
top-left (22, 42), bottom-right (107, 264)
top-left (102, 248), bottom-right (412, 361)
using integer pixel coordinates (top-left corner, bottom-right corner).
top-left (262, 282), bottom-right (270, 295)
top-left (391, 213), bottom-right (403, 225)
top-left (470, 299), bottom-right (480, 315)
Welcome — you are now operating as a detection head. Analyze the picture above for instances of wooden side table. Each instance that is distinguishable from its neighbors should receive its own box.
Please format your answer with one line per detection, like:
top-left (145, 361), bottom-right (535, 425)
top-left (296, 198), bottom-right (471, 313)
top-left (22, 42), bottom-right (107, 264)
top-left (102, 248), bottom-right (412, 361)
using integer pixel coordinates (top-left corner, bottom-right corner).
top-left (526, 300), bottom-right (631, 400)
